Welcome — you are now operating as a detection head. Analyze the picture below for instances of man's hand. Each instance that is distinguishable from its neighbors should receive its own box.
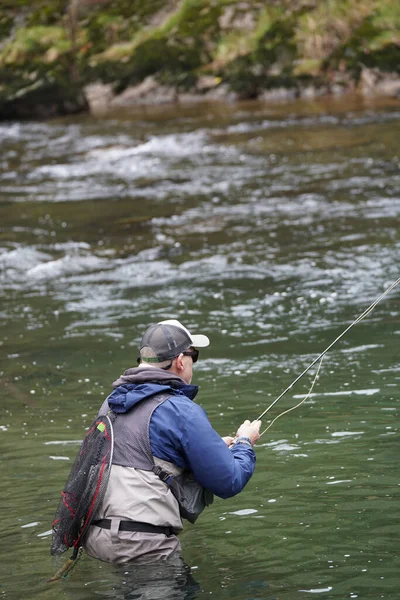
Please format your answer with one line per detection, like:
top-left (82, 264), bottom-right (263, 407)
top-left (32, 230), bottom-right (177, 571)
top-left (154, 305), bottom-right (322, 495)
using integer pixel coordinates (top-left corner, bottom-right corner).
top-left (222, 436), bottom-right (235, 446)
top-left (236, 419), bottom-right (262, 446)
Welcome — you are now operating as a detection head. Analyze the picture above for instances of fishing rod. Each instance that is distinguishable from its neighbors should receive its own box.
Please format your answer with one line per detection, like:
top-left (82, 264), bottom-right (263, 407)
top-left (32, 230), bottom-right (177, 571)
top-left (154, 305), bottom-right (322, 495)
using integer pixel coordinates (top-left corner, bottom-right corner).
top-left (256, 276), bottom-right (400, 422)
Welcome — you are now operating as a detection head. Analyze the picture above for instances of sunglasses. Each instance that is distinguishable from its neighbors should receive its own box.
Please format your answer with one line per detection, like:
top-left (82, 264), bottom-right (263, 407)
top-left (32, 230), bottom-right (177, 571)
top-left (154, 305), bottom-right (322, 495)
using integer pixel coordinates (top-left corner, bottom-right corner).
top-left (182, 348), bottom-right (199, 363)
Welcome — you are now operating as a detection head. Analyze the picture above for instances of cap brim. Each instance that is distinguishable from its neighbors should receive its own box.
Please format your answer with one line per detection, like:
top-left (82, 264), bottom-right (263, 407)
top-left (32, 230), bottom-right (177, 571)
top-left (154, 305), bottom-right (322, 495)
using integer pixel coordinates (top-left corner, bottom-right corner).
top-left (190, 334), bottom-right (210, 348)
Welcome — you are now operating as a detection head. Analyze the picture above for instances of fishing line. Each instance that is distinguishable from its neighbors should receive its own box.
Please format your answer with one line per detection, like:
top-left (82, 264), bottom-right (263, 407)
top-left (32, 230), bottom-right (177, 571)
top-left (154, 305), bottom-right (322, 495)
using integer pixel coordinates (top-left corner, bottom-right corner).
top-left (259, 356), bottom-right (324, 437)
top-left (256, 276), bottom-right (400, 424)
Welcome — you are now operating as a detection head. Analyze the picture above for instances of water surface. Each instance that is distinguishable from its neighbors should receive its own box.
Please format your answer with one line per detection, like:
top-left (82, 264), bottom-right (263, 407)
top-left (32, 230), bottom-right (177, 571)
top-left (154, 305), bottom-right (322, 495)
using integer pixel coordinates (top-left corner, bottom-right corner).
top-left (0, 95), bottom-right (399, 599)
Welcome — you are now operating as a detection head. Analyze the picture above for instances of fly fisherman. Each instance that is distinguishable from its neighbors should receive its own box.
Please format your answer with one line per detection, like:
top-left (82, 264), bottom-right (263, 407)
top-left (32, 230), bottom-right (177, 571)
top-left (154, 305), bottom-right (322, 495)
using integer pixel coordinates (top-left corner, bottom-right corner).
top-left (83, 319), bottom-right (261, 564)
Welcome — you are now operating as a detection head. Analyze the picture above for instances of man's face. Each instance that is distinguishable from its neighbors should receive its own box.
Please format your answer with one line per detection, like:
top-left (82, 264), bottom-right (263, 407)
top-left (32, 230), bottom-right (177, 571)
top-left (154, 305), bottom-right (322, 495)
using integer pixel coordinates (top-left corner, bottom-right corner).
top-left (181, 355), bottom-right (193, 384)
top-left (180, 346), bottom-right (198, 384)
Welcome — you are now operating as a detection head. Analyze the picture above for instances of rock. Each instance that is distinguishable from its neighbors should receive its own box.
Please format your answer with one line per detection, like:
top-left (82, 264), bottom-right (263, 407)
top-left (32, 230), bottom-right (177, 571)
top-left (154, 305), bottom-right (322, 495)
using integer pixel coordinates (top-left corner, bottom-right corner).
top-left (0, 80), bottom-right (88, 120)
top-left (329, 83), bottom-right (348, 96)
top-left (300, 85), bottom-right (317, 99)
top-left (178, 83), bottom-right (236, 104)
top-left (177, 91), bottom-right (209, 104)
top-left (203, 83), bottom-right (238, 102)
top-left (84, 82), bottom-right (115, 114)
top-left (218, 3), bottom-right (257, 31)
top-left (109, 76), bottom-right (177, 107)
top-left (196, 75), bottom-right (221, 91)
top-left (258, 87), bottom-right (298, 102)
top-left (359, 68), bottom-right (400, 98)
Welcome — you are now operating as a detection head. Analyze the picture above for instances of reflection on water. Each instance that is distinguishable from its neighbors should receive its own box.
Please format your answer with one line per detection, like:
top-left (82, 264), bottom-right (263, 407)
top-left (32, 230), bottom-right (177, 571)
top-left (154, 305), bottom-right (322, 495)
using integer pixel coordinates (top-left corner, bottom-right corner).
top-left (72, 556), bottom-right (200, 600)
top-left (0, 96), bottom-right (399, 599)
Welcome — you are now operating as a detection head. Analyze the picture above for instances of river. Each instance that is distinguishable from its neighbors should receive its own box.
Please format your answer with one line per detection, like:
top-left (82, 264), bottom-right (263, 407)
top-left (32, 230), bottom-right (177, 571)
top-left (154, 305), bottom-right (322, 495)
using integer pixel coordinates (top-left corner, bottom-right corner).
top-left (0, 95), bottom-right (399, 600)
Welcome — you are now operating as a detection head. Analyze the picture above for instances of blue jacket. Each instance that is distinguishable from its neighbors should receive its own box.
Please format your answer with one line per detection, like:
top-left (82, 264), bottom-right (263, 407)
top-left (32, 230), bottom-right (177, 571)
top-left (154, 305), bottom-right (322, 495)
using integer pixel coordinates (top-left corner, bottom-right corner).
top-left (106, 367), bottom-right (256, 499)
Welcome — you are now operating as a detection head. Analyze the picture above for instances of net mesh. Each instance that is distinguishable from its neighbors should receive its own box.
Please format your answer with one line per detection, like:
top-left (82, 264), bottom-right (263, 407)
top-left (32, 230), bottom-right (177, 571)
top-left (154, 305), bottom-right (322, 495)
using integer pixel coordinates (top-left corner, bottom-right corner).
top-left (50, 412), bottom-right (115, 557)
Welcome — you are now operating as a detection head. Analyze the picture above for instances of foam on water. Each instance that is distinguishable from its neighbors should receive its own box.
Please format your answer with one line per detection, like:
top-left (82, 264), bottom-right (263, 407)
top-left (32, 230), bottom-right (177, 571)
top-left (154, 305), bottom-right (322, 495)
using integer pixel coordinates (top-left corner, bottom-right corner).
top-left (30, 131), bottom-right (235, 186)
top-left (227, 509), bottom-right (258, 516)
top-left (293, 389), bottom-right (380, 398)
top-left (299, 587), bottom-right (333, 594)
top-left (21, 521), bottom-right (40, 528)
top-left (326, 479), bottom-right (353, 485)
top-left (44, 440), bottom-right (82, 445)
top-left (331, 431), bottom-right (365, 437)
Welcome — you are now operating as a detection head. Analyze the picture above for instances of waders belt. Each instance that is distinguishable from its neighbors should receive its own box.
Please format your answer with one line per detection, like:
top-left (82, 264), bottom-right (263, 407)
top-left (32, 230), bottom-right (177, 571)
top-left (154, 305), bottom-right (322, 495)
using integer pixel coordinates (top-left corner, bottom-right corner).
top-left (92, 519), bottom-right (175, 536)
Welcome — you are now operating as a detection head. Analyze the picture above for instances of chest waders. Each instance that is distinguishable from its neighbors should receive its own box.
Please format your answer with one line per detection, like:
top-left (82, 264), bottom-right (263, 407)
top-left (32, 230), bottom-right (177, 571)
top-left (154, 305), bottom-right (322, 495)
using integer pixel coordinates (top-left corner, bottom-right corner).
top-left (48, 393), bottom-right (213, 581)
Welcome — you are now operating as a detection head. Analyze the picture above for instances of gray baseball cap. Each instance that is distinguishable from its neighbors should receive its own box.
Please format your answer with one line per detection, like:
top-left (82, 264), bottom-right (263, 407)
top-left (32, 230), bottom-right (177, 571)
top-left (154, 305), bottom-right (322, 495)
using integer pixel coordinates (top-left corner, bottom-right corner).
top-left (139, 319), bottom-right (210, 363)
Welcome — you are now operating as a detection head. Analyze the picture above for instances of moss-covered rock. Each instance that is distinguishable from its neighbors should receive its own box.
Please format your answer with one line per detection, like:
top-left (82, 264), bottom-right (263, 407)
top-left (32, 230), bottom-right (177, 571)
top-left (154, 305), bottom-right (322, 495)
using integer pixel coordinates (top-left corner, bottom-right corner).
top-left (0, 78), bottom-right (88, 119)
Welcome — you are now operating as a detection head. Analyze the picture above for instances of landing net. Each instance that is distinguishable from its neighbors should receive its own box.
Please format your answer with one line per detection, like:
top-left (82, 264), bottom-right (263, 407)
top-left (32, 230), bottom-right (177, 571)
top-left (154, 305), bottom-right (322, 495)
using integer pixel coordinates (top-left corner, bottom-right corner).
top-left (50, 412), bottom-right (115, 557)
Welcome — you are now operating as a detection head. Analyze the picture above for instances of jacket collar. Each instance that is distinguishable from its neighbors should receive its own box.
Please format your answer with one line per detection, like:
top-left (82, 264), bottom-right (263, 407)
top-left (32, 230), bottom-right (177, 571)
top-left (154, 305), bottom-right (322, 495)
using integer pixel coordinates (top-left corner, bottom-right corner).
top-left (113, 366), bottom-right (189, 388)
top-left (108, 366), bottom-right (199, 414)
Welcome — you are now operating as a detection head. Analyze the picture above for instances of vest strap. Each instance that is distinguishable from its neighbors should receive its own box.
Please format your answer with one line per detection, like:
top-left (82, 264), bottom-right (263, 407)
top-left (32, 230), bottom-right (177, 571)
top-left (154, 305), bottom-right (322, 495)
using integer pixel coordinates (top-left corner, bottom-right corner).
top-left (152, 465), bottom-right (172, 483)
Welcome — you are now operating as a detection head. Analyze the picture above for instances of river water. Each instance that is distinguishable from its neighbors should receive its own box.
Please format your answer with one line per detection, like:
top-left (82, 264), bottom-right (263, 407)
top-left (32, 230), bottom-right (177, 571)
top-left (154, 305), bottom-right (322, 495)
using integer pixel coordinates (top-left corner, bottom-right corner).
top-left (0, 96), bottom-right (399, 600)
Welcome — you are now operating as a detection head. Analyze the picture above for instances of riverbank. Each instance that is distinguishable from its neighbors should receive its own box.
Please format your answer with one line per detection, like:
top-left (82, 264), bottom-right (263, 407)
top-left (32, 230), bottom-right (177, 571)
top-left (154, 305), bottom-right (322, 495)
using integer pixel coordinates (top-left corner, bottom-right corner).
top-left (1, 0), bottom-right (399, 119)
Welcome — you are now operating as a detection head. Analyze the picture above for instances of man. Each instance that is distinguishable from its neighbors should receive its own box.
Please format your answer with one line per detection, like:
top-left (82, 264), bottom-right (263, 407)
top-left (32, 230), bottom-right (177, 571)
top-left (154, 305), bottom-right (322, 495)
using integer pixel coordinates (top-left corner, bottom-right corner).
top-left (83, 319), bottom-right (261, 564)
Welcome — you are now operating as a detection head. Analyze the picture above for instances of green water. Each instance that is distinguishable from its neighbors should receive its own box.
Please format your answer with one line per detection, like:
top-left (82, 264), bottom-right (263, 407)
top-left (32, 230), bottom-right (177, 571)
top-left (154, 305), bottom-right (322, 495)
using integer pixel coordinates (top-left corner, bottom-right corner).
top-left (0, 96), bottom-right (399, 599)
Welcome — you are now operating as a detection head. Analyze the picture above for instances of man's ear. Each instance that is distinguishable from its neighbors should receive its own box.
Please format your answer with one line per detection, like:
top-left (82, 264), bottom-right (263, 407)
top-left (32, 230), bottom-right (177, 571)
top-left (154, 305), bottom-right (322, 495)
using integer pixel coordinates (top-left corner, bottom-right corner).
top-left (175, 353), bottom-right (184, 371)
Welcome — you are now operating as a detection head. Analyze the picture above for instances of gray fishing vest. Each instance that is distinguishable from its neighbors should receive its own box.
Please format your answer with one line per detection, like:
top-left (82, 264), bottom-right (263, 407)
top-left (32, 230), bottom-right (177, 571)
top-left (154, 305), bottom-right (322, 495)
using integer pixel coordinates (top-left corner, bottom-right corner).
top-left (99, 392), bottom-right (214, 523)
top-left (108, 393), bottom-right (171, 469)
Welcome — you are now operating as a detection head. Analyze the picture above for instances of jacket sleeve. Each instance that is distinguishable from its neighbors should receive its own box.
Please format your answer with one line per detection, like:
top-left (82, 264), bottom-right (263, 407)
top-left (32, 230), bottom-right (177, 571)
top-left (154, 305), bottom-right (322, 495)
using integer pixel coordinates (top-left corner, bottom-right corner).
top-left (181, 402), bottom-right (256, 499)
